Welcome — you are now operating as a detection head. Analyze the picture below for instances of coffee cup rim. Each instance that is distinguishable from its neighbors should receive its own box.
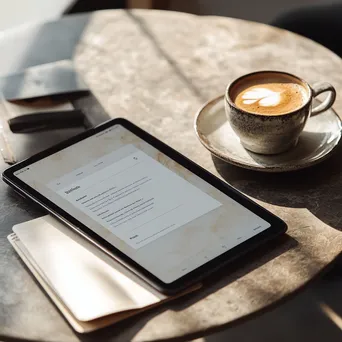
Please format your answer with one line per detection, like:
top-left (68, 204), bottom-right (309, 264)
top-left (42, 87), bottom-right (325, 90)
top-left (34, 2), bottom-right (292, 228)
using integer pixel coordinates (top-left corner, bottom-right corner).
top-left (225, 70), bottom-right (312, 116)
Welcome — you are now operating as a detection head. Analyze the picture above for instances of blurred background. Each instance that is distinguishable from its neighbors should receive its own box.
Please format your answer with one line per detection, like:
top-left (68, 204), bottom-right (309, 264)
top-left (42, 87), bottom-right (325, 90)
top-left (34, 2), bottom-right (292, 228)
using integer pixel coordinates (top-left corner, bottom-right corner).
top-left (0, 0), bottom-right (338, 31)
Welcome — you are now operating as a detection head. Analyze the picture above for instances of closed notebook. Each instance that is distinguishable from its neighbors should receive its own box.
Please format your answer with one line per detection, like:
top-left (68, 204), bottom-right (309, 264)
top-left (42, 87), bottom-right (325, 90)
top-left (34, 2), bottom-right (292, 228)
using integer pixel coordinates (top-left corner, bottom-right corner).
top-left (8, 215), bottom-right (200, 333)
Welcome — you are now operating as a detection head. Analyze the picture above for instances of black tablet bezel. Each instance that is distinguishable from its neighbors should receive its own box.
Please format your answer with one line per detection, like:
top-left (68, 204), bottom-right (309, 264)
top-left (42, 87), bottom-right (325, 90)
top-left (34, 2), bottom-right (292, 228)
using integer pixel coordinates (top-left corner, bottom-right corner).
top-left (3, 118), bottom-right (287, 295)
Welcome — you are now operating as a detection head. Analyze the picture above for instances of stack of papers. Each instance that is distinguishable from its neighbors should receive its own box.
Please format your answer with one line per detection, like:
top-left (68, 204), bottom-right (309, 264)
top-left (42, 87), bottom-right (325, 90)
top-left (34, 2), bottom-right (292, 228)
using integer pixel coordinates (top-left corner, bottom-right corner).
top-left (8, 215), bottom-right (199, 333)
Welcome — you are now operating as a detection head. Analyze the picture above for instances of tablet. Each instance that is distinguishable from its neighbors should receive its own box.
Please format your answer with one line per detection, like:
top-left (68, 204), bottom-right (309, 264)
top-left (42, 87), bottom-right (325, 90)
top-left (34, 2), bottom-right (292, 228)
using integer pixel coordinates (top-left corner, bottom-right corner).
top-left (3, 118), bottom-right (287, 294)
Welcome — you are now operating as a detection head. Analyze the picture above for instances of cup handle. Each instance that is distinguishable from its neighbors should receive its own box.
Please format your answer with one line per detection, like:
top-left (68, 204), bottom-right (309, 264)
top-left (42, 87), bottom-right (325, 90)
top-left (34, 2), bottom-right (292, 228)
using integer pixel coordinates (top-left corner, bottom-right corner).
top-left (311, 82), bottom-right (336, 116)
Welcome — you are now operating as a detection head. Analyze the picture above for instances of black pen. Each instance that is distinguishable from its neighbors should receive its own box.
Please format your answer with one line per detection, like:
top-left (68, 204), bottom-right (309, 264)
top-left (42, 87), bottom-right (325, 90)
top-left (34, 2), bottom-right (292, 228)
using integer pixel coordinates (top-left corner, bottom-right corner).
top-left (8, 109), bottom-right (89, 133)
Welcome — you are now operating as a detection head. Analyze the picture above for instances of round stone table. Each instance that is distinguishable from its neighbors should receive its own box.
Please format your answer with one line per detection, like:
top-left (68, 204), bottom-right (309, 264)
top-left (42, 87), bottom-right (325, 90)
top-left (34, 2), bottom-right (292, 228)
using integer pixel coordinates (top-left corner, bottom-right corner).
top-left (1, 9), bottom-right (342, 342)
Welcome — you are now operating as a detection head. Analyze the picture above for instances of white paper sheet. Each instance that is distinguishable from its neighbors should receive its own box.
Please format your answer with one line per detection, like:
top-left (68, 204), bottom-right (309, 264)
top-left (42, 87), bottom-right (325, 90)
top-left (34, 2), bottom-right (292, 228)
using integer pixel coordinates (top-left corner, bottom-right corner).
top-left (12, 215), bottom-right (166, 322)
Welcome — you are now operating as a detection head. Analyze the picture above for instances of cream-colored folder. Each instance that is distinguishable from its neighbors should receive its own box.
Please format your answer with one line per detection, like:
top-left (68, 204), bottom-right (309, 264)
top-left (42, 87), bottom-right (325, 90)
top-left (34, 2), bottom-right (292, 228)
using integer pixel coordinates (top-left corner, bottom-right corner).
top-left (8, 215), bottom-right (200, 333)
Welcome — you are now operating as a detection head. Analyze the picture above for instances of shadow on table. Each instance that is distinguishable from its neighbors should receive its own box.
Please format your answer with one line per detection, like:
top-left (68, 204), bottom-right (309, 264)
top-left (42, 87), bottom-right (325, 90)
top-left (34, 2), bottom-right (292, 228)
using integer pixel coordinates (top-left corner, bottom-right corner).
top-left (126, 10), bottom-right (207, 103)
top-left (212, 140), bottom-right (342, 232)
top-left (77, 312), bottom-right (161, 342)
top-left (77, 234), bottom-right (296, 342)
top-left (170, 233), bottom-right (297, 311)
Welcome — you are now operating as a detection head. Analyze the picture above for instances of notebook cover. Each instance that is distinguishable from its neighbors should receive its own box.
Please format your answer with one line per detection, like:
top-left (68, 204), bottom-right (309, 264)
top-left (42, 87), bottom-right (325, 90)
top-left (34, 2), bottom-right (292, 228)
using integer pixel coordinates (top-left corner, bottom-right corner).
top-left (8, 215), bottom-right (201, 332)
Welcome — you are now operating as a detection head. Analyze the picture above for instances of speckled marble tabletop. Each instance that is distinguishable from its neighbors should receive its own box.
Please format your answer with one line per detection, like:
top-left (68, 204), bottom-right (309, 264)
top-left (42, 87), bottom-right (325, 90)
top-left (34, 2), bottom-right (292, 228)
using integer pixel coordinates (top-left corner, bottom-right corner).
top-left (1, 10), bottom-right (342, 342)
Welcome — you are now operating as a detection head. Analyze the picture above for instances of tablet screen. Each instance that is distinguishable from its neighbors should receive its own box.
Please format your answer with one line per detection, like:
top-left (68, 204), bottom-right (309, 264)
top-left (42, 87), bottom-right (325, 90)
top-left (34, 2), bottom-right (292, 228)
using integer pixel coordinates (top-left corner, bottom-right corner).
top-left (14, 124), bottom-right (270, 283)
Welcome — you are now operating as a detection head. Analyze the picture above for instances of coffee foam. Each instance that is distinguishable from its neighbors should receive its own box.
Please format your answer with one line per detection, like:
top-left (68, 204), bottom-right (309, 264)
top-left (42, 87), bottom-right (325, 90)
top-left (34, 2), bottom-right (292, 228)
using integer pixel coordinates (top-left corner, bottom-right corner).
top-left (230, 73), bottom-right (309, 115)
top-left (242, 87), bottom-right (281, 106)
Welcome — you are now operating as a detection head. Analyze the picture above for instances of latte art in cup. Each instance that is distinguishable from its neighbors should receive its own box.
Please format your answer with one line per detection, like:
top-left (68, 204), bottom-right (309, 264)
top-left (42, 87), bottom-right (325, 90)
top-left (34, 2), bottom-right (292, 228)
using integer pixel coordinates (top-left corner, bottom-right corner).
top-left (234, 82), bottom-right (308, 115)
top-left (225, 71), bottom-right (336, 154)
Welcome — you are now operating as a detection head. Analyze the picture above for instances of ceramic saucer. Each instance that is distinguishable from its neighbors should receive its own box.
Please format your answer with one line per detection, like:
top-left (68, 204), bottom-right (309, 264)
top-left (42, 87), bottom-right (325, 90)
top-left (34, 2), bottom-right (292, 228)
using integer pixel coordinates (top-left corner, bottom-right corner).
top-left (195, 95), bottom-right (342, 172)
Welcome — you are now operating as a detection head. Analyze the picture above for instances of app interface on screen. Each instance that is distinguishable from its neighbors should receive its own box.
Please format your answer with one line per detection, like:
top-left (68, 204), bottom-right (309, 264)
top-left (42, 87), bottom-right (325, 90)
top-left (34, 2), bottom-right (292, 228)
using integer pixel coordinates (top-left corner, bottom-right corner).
top-left (15, 125), bottom-right (270, 283)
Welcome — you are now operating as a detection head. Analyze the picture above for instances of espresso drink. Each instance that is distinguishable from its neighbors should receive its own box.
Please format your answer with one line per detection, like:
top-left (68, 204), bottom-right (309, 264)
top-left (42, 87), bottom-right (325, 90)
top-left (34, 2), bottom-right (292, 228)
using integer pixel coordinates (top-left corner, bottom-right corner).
top-left (234, 79), bottom-right (308, 115)
top-left (226, 71), bottom-right (336, 154)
